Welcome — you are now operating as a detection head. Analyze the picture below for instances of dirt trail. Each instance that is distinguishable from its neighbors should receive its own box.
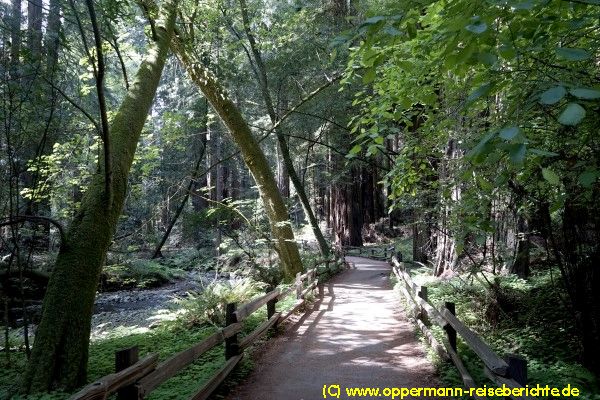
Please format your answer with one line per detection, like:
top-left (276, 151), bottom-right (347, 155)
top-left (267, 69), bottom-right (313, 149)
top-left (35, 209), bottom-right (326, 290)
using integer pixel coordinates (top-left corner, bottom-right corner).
top-left (225, 256), bottom-right (440, 400)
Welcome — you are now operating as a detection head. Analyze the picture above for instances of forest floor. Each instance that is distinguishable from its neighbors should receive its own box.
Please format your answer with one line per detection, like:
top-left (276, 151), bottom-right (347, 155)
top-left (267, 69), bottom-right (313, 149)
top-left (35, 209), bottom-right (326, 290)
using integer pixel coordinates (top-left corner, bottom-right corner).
top-left (224, 256), bottom-right (439, 400)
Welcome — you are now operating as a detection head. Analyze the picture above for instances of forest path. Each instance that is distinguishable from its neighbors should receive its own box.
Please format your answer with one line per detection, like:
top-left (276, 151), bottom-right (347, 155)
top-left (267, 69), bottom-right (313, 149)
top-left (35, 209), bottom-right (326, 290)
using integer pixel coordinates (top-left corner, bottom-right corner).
top-left (224, 256), bottom-right (440, 400)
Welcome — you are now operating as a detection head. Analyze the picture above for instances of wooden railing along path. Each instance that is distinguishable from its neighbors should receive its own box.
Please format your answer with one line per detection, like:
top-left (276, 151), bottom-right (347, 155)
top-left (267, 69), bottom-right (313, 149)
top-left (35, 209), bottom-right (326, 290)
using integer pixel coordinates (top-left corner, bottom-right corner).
top-left (71, 259), bottom-right (344, 400)
top-left (391, 256), bottom-right (534, 400)
top-left (341, 245), bottom-right (396, 261)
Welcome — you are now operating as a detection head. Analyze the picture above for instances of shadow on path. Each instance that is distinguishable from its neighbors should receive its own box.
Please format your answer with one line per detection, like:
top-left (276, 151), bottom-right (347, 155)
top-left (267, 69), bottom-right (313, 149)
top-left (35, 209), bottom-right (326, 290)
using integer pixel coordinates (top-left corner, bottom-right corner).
top-left (224, 256), bottom-right (440, 400)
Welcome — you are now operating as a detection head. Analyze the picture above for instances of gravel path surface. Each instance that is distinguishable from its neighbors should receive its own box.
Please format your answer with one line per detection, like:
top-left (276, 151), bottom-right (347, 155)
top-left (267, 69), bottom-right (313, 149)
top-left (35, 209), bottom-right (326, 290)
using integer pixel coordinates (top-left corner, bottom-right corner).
top-left (225, 256), bottom-right (440, 400)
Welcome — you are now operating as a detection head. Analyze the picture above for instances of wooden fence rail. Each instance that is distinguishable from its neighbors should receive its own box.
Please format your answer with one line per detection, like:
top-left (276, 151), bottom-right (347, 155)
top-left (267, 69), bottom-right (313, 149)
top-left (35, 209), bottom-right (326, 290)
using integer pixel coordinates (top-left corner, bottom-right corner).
top-left (391, 257), bottom-right (534, 400)
top-left (71, 259), bottom-right (344, 400)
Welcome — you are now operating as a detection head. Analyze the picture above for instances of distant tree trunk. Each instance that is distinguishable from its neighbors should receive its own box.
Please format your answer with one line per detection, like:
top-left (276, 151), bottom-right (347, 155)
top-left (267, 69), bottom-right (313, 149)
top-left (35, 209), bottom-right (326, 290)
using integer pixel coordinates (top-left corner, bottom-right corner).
top-left (27, 0), bottom-right (42, 59)
top-left (22, 2), bottom-right (179, 392)
top-left (331, 163), bottom-right (363, 247)
top-left (559, 192), bottom-right (600, 375)
top-left (511, 214), bottom-right (530, 278)
top-left (10, 0), bottom-right (21, 65)
top-left (412, 219), bottom-right (428, 263)
top-left (171, 38), bottom-right (304, 278)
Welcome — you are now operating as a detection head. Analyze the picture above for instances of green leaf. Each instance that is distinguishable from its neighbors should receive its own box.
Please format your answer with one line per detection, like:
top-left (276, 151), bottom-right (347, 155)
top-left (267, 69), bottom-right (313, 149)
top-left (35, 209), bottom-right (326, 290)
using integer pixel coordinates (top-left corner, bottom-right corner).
top-left (508, 143), bottom-right (526, 164)
top-left (466, 21), bottom-right (488, 34)
top-left (466, 131), bottom-right (496, 162)
top-left (349, 144), bottom-right (362, 154)
top-left (569, 88), bottom-right (600, 100)
top-left (362, 16), bottom-right (386, 26)
top-left (556, 47), bottom-right (591, 61)
top-left (539, 86), bottom-right (566, 105)
top-left (512, 0), bottom-right (535, 9)
top-left (578, 170), bottom-right (599, 187)
top-left (542, 168), bottom-right (561, 185)
top-left (478, 52), bottom-right (498, 66)
top-left (466, 82), bottom-right (492, 103)
top-left (558, 103), bottom-right (586, 126)
top-left (530, 148), bottom-right (559, 157)
top-left (499, 126), bottom-right (520, 140)
top-left (362, 67), bottom-right (376, 84)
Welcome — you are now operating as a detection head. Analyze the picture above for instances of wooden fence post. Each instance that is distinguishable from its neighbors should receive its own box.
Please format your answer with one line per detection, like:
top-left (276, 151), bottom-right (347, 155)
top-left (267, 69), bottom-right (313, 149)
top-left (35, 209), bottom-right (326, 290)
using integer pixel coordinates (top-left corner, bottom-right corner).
top-left (116, 346), bottom-right (141, 400)
top-left (266, 287), bottom-right (277, 320)
top-left (418, 286), bottom-right (429, 325)
top-left (444, 302), bottom-right (457, 352)
top-left (505, 353), bottom-right (527, 386)
top-left (295, 272), bottom-right (302, 299)
top-left (225, 303), bottom-right (239, 359)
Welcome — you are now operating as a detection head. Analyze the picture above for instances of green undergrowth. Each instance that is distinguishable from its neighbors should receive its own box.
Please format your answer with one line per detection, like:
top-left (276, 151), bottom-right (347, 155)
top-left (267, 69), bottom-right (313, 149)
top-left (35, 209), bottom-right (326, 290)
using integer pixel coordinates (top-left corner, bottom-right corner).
top-left (1, 260), bottom-right (335, 400)
top-left (394, 266), bottom-right (600, 400)
top-left (100, 259), bottom-right (186, 291)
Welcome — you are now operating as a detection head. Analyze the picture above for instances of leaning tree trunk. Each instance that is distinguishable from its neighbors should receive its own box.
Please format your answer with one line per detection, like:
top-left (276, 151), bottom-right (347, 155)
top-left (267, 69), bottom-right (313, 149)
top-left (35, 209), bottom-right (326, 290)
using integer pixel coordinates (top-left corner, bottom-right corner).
top-left (237, 0), bottom-right (330, 258)
top-left (22, 2), bottom-right (179, 392)
top-left (170, 39), bottom-right (303, 278)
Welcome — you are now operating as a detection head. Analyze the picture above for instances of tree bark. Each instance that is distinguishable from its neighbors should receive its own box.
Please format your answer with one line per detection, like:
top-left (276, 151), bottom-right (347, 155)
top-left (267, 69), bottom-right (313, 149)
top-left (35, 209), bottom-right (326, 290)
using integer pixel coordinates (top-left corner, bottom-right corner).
top-left (170, 39), bottom-right (304, 278)
top-left (22, 1), bottom-right (179, 392)
top-left (237, 0), bottom-right (330, 258)
top-left (10, 0), bottom-right (21, 65)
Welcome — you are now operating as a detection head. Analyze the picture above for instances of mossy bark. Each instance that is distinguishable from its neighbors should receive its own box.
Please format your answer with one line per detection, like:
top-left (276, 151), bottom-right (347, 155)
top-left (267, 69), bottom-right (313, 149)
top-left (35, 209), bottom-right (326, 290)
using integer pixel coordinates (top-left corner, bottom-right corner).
top-left (238, 0), bottom-right (330, 258)
top-left (171, 40), bottom-right (304, 279)
top-left (22, 1), bottom-right (179, 392)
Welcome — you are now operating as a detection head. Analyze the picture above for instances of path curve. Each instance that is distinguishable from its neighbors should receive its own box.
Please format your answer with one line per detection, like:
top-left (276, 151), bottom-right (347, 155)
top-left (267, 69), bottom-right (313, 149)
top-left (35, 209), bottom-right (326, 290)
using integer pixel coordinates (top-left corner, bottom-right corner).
top-left (225, 256), bottom-right (440, 399)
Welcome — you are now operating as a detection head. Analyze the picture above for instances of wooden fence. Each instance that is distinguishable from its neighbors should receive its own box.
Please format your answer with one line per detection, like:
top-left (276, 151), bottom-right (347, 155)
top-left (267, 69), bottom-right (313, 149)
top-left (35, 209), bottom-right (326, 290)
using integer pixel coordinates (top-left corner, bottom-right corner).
top-left (391, 257), bottom-right (533, 400)
top-left (342, 245), bottom-right (397, 261)
top-left (71, 259), bottom-right (344, 400)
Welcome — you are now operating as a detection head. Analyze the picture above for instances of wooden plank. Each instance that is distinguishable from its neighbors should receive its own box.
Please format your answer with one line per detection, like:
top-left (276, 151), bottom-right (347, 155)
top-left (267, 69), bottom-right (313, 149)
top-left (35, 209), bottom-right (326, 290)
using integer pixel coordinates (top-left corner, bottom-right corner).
top-left (415, 318), bottom-right (448, 361)
top-left (394, 265), bottom-right (448, 328)
top-left (442, 308), bottom-right (509, 376)
top-left (484, 367), bottom-right (536, 400)
top-left (70, 354), bottom-right (158, 400)
top-left (298, 267), bottom-right (316, 282)
top-left (239, 312), bottom-right (281, 349)
top-left (393, 266), bottom-right (447, 328)
top-left (277, 284), bottom-right (296, 300)
top-left (398, 285), bottom-right (420, 318)
top-left (300, 280), bottom-right (317, 299)
top-left (136, 323), bottom-right (243, 397)
top-left (234, 289), bottom-right (281, 321)
top-left (278, 299), bottom-right (305, 324)
top-left (189, 354), bottom-right (243, 400)
top-left (442, 338), bottom-right (476, 390)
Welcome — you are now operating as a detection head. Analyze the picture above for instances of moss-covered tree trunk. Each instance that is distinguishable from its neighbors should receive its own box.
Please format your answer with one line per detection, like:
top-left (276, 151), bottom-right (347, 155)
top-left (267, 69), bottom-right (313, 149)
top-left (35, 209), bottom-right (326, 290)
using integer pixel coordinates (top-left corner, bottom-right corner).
top-left (22, 1), bottom-right (179, 392)
top-left (170, 39), bottom-right (303, 278)
top-left (237, 0), bottom-right (330, 258)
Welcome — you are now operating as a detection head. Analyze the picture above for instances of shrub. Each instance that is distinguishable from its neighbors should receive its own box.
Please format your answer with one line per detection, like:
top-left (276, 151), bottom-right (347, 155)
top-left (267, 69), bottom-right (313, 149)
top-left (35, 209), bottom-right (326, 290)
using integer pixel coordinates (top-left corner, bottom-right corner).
top-left (100, 259), bottom-right (185, 291)
top-left (176, 278), bottom-right (266, 327)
